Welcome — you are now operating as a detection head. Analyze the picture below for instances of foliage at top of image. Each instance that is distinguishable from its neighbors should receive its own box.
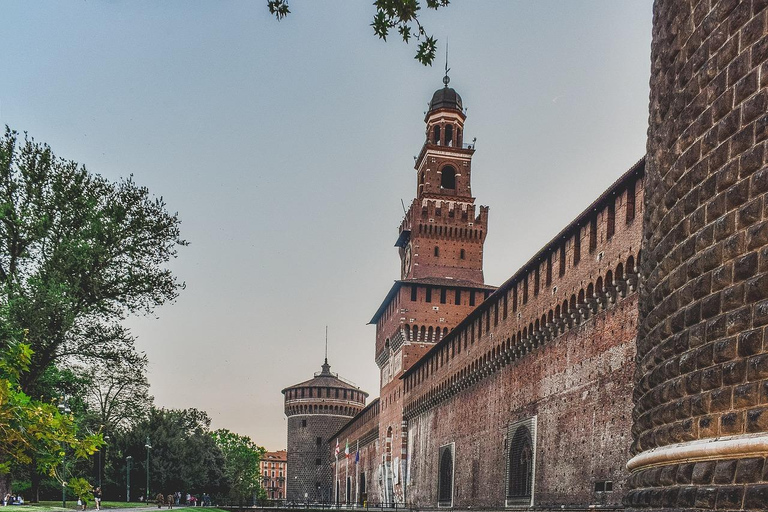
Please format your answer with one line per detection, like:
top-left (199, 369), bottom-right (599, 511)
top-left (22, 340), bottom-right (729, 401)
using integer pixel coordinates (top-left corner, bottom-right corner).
top-left (267, 0), bottom-right (450, 65)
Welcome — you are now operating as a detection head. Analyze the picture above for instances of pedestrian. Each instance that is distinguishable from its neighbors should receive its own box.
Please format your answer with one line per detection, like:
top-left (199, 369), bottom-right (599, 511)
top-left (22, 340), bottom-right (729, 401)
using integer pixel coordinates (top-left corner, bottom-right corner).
top-left (156, 492), bottom-right (164, 509)
top-left (166, 494), bottom-right (173, 510)
top-left (93, 487), bottom-right (102, 511)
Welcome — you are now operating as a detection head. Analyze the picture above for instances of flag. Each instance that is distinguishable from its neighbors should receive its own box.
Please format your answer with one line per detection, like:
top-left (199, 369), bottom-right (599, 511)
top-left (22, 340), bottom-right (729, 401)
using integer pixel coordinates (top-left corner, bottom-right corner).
top-left (355, 450), bottom-right (360, 464)
top-left (334, 438), bottom-right (340, 457)
top-left (345, 439), bottom-right (350, 458)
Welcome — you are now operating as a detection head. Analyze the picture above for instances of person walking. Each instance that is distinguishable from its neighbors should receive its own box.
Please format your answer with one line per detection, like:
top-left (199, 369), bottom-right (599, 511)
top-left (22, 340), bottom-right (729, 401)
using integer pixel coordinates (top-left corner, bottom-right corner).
top-left (93, 487), bottom-right (102, 510)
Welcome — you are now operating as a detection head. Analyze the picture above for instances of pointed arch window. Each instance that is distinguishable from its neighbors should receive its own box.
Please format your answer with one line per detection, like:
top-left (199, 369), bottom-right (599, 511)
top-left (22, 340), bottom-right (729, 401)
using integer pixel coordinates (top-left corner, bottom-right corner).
top-left (506, 419), bottom-right (536, 506)
top-left (433, 125), bottom-right (441, 145)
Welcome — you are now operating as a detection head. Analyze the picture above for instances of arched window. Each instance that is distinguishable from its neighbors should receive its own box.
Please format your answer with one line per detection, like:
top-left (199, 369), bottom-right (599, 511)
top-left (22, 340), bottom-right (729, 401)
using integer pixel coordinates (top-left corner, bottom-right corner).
top-left (433, 125), bottom-right (441, 145)
top-left (445, 125), bottom-right (454, 146)
top-left (460, 248), bottom-right (465, 259)
top-left (441, 165), bottom-right (456, 189)
top-left (438, 445), bottom-right (454, 506)
top-left (507, 426), bottom-right (534, 502)
top-left (359, 473), bottom-right (366, 505)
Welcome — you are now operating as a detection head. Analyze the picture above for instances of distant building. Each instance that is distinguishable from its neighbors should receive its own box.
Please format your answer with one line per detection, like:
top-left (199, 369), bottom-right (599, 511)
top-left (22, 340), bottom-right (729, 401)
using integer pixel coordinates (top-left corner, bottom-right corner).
top-left (259, 450), bottom-right (287, 500)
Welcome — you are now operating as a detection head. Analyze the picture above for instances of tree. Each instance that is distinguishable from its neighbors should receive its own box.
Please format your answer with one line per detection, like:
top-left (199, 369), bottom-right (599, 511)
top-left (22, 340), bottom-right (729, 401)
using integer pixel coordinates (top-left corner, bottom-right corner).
top-left (268, 0), bottom-right (450, 65)
top-left (211, 429), bottom-right (265, 506)
top-left (119, 408), bottom-right (227, 499)
top-left (0, 338), bottom-right (103, 497)
top-left (0, 128), bottom-right (187, 395)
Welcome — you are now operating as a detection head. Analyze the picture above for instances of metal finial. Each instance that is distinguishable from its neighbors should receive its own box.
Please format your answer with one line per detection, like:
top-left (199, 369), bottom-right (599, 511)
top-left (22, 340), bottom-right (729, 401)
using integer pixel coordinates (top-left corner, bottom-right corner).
top-left (443, 41), bottom-right (450, 87)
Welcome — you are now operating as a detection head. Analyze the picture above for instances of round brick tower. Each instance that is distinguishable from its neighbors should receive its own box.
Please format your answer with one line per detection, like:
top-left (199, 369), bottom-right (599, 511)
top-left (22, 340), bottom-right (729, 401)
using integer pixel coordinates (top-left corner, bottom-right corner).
top-left (283, 360), bottom-right (368, 504)
top-left (629, 1), bottom-right (768, 510)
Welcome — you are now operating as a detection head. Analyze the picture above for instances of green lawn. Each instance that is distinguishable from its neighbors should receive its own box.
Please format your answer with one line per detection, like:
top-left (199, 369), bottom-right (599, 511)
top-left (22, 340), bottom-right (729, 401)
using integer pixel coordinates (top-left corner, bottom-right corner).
top-left (16, 506), bottom-right (227, 512)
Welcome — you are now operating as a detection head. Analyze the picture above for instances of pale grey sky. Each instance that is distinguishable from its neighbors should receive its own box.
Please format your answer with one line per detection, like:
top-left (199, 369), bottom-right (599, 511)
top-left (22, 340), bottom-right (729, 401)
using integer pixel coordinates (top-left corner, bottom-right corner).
top-left (1, 1), bottom-right (652, 450)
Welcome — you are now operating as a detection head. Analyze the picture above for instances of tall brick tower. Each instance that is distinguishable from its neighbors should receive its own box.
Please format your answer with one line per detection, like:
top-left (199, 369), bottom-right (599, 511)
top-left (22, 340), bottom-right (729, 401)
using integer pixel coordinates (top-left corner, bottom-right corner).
top-left (283, 360), bottom-right (368, 503)
top-left (369, 73), bottom-right (495, 505)
top-left (629, 1), bottom-right (768, 510)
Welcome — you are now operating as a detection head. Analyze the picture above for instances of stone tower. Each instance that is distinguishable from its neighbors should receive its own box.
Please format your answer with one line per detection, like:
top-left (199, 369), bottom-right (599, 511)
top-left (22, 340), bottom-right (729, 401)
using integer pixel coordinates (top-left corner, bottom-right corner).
top-left (282, 360), bottom-right (367, 503)
top-left (370, 75), bottom-right (495, 505)
top-left (629, 1), bottom-right (768, 510)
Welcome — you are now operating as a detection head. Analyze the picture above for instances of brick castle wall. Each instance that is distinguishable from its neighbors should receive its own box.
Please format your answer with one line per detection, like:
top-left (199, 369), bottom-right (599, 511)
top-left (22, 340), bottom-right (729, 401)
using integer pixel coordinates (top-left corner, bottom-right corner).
top-left (630, 0), bottom-right (768, 509)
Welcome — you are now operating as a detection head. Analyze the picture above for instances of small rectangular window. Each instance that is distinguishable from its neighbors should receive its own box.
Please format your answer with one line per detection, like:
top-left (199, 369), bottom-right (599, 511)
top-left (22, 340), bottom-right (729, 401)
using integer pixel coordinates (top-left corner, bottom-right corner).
top-left (523, 275), bottom-right (529, 304)
top-left (546, 255), bottom-right (552, 286)
top-left (455, 289), bottom-right (461, 305)
top-left (411, 285), bottom-right (417, 301)
top-left (574, 229), bottom-right (581, 266)
top-left (589, 217), bottom-right (597, 252)
top-left (316, 437), bottom-right (322, 446)
top-left (559, 245), bottom-right (566, 277)
top-left (534, 267), bottom-right (540, 296)
top-left (626, 181), bottom-right (636, 223)
top-left (302, 419), bottom-right (307, 427)
top-left (469, 291), bottom-right (475, 307)
top-left (426, 288), bottom-right (432, 303)
top-left (315, 458), bottom-right (321, 466)
top-left (512, 285), bottom-right (518, 312)
top-left (440, 288), bottom-right (446, 304)
top-left (486, 310), bottom-right (491, 331)
top-left (607, 200), bottom-right (615, 239)
top-left (503, 292), bottom-right (508, 319)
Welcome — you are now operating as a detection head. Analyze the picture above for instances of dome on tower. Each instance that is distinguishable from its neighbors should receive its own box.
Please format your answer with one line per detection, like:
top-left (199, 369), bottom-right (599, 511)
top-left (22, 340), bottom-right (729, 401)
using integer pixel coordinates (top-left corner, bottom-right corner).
top-left (428, 85), bottom-right (463, 113)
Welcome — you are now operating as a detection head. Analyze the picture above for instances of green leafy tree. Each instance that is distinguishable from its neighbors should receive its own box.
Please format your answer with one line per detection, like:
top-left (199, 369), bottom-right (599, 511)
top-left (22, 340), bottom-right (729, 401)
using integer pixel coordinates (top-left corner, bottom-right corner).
top-left (119, 408), bottom-right (227, 499)
top-left (268, 0), bottom-right (449, 65)
top-left (0, 127), bottom-right (187, 396)
top-left (211, 429), bottom-right (265, 506)
top-left (0, 339), bottom-right (103, 497)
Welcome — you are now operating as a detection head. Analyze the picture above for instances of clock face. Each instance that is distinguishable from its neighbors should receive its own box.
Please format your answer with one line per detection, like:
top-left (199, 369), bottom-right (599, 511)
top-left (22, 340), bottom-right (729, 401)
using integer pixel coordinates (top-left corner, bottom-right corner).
top-left (403, 243), bottom-right (413, 278)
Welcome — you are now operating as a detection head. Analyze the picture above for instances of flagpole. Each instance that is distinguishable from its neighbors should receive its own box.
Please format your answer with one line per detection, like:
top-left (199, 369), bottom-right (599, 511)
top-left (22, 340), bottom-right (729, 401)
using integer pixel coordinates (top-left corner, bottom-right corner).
top-left (334, 438), bottom-right (339, 506)
top-left (355, 440), bottom-right (360, 506)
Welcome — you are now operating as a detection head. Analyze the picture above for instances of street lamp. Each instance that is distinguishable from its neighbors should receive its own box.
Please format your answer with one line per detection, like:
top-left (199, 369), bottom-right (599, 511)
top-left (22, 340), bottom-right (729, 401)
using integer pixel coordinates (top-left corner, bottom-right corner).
top-left (57, 396), bottom-right (71, 509)
top-left (144, 437), bottom-right (152, 502)
top-left (126, 456), bottom-right (133, 502)
top-left (99, 433), bottom-right (109, 488)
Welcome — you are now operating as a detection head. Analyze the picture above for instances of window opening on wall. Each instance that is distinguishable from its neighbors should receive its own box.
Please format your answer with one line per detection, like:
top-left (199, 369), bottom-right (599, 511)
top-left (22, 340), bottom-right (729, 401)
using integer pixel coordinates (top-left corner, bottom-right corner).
top-left (574, 229), bottom-right (581, 265)
top-left (546, 255), bottom-right (552, 286)
top-left (469, 291), bottom-right (475, 307)
top-left (534, 267), bottom-right (540, 296)
top-left (589, 217), bottom-right (597, 252)
top-left (433, 125), bottom-right (441, 145)
top-left (595, 481), bottom-right (613, 493)
top-left (441, 165), bottom-right (456, 189)
top-left (426, 288), bottom-right (432, 303)
top-left (301, 419), bottom-right (307, 427)
top-left (503, 293), bottom-right (508, 319)
top-left (445, 125), bottom-right (454, 147)
top-left (460, 248), bottom-right (465, 259)
top-left (523, 276), bottom-right (529, 304)
top-left (316, 437), bottom-right (322, 446)
top-left (440, 288), bottom-right (447, 304)
top-left (437, 444), bottom-right (454, 507)
top-left (559, 245), bottom-right (566, 277)
top-left (512, 285), bottom-right (518, 312)
top-left (455, 289), bottom-right (461, 305)
top-left (626, 181), bottom-right (636, 222)
top-left (434, 246), bottom-right (440, 257)
top-left (507, 424), bottom-right (534, 504)
top-left (607, 200), bottom-right (616, 239)
top-left (411, 285), bottom-right (418, 301)
top-left (315, 458), bottom-right (321, 466)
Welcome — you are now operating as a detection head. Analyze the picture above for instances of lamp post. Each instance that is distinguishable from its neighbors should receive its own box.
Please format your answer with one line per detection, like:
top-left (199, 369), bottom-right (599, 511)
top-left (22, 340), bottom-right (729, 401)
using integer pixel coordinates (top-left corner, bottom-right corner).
top-left (126, 456), bottom-right (133, 502)
top-left (57, 396), bottom-right (71, 509)
top-left (99, 433), bottom-right (109, 489)
top-left (144, 437), bottom-right (152, 502)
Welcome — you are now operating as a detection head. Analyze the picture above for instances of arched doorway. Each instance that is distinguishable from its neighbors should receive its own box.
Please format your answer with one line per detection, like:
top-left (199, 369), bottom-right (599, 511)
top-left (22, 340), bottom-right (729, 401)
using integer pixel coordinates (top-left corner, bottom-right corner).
top-left (437, 445), bottom-right (454, 507)
top-left (359, 472), bottom-right (366, 505)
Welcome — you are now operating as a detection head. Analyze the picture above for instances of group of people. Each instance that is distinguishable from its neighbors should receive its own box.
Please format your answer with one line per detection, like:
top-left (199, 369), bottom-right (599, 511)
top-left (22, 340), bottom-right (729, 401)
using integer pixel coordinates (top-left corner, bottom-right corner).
top-left (1, 494), bottom-right (23, 506)
top-left (77, 486), bottom-right (102, 511)
top-left (156, 492), bottom-right (212, 508)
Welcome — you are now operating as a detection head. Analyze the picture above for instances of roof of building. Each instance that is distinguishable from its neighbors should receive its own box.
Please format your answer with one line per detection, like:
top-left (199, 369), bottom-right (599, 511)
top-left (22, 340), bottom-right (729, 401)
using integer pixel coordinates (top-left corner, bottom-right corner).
top-left (281, 360), bottom-right (368, 394)
top-left (262, 450), bottom-right (287, 462)
top-left (428, 84), bottom-right (463, 114)
top-left (369, 277), bottom-right (497, 325)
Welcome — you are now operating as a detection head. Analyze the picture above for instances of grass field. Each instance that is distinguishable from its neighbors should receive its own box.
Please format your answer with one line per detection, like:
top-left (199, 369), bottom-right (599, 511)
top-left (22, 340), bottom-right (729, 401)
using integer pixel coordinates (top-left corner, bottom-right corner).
top-left (21, 506), bottom-right (227, 512)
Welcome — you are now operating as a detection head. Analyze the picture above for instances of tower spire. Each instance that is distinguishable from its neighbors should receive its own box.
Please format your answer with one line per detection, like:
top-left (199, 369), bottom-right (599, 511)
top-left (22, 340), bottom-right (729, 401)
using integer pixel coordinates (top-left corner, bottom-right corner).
top-left (443, 41), bottom-right (450, 87)
top-left (321, 325), bottom-right (331, 374)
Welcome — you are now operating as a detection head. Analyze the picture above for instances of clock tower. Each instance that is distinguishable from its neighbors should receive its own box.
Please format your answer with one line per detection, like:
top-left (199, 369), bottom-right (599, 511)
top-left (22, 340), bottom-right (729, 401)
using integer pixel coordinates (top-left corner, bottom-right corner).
top-left (396, 73), bottom-right (488, 285)
top-left (369, 73), bottom-right (492, 506)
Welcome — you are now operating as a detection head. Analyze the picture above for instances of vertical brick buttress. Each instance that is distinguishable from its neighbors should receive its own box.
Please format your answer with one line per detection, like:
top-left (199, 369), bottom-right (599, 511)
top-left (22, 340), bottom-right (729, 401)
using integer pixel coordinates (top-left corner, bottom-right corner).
top-left (631, 0), bottom-right (768, 509)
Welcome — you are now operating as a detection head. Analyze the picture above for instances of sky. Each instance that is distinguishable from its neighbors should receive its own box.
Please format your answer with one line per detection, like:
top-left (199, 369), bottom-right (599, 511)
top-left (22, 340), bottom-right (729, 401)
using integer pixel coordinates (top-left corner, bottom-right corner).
top-left (1, 1), bottom-right (653, 450)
